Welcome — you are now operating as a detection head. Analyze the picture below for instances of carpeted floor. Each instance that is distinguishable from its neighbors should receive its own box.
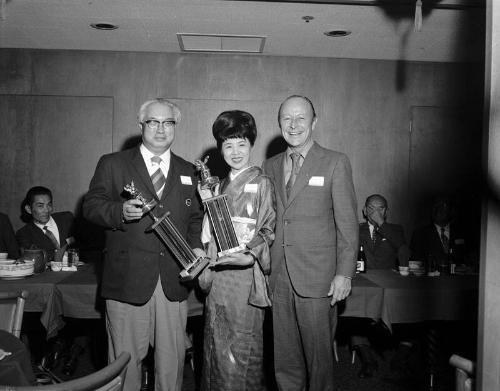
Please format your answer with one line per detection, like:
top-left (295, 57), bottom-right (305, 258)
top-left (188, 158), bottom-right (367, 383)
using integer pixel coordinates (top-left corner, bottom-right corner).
top-left (34, 316), bottom-right (464, 391)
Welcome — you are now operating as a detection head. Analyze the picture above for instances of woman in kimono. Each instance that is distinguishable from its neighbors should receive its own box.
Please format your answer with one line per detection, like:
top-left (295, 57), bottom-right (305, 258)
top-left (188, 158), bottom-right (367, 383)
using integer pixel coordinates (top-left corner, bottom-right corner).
top-left (198, 110), bottom-right (276, 391)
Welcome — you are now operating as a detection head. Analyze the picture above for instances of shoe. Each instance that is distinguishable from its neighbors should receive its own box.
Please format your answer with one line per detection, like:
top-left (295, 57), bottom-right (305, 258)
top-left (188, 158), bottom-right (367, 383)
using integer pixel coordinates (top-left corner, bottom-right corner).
top-left (41, 338), bottom-right (66, 370)
top-left (356, 345), bottom-right (378, 379)
top-left (62, 343), bottom-right (84, 376)
top-left (141, 362), bottom-right (151, 391)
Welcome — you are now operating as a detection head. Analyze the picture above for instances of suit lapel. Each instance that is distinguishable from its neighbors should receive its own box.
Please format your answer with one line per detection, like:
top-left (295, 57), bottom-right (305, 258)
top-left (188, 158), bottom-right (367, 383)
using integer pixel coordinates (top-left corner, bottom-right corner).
top-left (29, 223), bottom-right (54, 249)
top-left (161, 154), bottom-right (180, 200)
top-left (273, 153), bottom-right (287, 208)
top-left (129, 148), bottom-right (158, 200)
top-left (287, 143), bottom-right (320, 205)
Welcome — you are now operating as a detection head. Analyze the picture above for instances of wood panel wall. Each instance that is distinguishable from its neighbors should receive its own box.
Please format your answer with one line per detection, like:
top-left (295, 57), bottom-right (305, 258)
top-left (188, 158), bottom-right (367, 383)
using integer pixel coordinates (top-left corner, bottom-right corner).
top-left (0, 49), bottom-right (483, 241)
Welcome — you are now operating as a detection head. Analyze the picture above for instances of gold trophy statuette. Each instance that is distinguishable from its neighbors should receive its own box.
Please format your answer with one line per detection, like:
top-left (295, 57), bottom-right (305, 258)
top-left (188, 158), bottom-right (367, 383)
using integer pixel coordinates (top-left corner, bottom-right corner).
top-left (194, 157), bottom-right (245, 257)
top-left (123, 181), bottom-right (209, 281)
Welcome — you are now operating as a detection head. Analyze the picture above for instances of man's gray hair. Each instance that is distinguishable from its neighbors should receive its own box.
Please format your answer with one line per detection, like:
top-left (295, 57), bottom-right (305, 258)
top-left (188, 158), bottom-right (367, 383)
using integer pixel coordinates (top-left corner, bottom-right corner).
top-left (138, 98), bottom-right (182, 124)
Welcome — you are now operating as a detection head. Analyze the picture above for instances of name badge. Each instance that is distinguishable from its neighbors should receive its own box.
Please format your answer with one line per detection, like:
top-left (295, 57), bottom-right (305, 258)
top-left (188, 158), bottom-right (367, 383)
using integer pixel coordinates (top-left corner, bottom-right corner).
top-left (454, 238), bottom-right (465, 245)
top-left (308, 176), bottom-right (324, 186)
top-left (180, 176), bottom-right (192, 185)
top-left (244, 183), bottom-right (258, 193)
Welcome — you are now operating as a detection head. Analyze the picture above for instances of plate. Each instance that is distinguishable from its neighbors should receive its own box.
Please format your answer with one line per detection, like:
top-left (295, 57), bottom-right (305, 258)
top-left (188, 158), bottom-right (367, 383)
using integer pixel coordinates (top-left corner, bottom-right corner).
top-left (0, 273), bottom-right (34, 280)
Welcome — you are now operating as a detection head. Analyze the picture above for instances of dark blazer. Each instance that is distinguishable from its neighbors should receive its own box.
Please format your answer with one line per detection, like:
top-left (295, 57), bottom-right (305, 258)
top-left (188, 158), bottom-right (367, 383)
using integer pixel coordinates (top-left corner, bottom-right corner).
top-left (263, 142), bottom-right (358, 298)
top-left (359, 222), bottom-right (406, 270)
top-left (16, 211), bottom-right (74, 255)
top-left (0, 213), bottom-right (20, 259)
top-left (82, 147), bottom-right (203, 304)
top-left (410, 223), bottom-right (466, 264)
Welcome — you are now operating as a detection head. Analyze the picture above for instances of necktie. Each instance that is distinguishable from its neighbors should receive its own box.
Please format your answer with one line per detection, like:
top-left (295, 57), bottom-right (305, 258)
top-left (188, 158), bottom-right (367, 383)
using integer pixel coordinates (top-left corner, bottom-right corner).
top-left (440, 227), bottom-right (449, 253)
top-left (286, 152), bottom-right (301, 198)
top-left (44, 226), bottom-right (59, 248)
top-left (372, 226), bottom-right (378, 245)
top-left (151, 156), bottom-right (166, 198)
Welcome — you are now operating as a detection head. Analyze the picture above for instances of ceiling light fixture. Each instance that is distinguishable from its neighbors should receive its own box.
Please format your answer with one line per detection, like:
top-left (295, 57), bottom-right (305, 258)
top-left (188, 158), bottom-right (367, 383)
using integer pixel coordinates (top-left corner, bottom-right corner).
top-left (90, 23), bottom-right (118, 31)
top-left (324, 30), bottom-right (351, 37)
top-left (302, 16), bottom-right (314, 23)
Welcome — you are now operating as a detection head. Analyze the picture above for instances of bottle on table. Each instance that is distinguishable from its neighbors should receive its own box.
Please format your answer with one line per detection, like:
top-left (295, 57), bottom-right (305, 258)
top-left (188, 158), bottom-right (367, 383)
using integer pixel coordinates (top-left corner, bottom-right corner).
top-left (356, 245), bottom-right (367, 273)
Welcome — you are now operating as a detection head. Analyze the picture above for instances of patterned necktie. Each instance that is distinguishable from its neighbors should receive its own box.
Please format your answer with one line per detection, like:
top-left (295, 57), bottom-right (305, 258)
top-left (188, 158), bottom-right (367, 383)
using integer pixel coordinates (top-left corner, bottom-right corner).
top-left (43, 226), bottom-right (59, 248)
top-left (286, 152), bottom-right (301, 198)
top-left (372, 226), bottom-right (378, 245)
top-left (151, 156), bottom-right (166, 198)
top-left (440, 227), bottom-right (449, 253)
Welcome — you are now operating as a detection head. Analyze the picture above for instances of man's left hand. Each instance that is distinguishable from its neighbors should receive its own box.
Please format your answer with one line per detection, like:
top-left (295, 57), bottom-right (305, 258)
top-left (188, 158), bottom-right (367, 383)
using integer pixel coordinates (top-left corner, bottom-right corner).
top-left (328, 275), bottom-right (352, 306)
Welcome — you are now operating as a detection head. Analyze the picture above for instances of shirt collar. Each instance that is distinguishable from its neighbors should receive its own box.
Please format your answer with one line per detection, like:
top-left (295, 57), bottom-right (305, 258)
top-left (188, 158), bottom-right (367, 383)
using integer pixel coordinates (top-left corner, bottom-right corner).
top-left (229, 165), bottom-right (252, 181)
top-left (34, 216), bottom-right (56, 231)
top-left (140, 143), bottom-right (170, 165)
top-left (434, 223), bottom-right (450, 234)
top-left (286, 139), bottom-right (314, 160)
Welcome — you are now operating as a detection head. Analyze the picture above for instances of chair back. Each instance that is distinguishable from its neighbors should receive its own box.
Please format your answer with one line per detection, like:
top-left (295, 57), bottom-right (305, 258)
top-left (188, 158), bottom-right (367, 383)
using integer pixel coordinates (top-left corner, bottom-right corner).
top-left (9, 352), bottom-right (131, 391)
top-left (0, 290), bottom-right (28, 337)
top-left (449, 354), bottom-right (475, 391)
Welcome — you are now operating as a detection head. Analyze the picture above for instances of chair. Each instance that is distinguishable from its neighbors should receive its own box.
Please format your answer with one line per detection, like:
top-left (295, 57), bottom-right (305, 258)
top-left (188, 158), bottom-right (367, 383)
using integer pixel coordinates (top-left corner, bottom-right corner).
top-left (7, 352), bottom-right (131, 391)
top-left (0, 290), bottom-right (28, 338)
top-left (449, 354), bottom-right (475, 391)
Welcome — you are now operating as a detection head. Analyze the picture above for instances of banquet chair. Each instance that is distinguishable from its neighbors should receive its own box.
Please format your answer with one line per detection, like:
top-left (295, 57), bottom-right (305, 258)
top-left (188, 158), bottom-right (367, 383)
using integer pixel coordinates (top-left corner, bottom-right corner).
top-left (449, 354), bottom-right (475, 391)
top-left (0, 290), bottom-right (28, 338)
top-left (6, 352), bottom-right (131, 391)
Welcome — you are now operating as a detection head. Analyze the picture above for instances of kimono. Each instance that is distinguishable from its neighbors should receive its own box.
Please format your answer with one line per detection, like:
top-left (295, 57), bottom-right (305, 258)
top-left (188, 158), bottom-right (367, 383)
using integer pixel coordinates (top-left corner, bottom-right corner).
top-left (199, 166), bottom-right (276, 391)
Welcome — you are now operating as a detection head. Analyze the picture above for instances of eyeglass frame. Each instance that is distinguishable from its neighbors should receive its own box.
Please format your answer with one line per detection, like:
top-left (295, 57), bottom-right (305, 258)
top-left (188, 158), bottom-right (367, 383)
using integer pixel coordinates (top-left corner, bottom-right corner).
top-left (142, 119), bottom-right (177, 130)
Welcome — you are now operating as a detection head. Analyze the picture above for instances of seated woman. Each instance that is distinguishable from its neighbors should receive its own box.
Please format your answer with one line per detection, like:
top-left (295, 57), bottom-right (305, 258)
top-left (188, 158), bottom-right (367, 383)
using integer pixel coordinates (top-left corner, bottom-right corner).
top-left (198, 110), bottom-right (276, 391)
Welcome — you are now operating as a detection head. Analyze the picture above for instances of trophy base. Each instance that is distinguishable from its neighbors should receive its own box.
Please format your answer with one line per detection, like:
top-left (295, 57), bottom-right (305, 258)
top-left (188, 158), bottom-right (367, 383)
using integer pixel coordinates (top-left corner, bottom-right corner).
top-left (217, 244), bottom-right (247, 258)
top-left (179, 256), bottom-right (210, 281)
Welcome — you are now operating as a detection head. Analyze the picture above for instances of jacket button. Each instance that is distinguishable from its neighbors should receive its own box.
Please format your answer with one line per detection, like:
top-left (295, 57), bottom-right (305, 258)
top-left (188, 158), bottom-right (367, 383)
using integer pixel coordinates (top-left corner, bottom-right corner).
top-left (159, 204), bottom-right (164, 209)
top-left (284, 220), bottom-right (290, 225)
top-left (160, 251), bottom-right (164, 256)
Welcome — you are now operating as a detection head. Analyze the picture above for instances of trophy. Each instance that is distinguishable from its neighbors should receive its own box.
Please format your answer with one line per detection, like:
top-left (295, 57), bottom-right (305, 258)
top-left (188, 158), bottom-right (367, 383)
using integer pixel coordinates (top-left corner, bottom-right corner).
top-left (124, 182), bottom-right (209, 281)
top-left (195, 157), bottom-right (245, 257)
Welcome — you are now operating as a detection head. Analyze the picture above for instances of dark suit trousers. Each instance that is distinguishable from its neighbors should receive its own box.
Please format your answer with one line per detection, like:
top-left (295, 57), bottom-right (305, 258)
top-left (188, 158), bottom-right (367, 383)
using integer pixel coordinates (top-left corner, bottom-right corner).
top-left (273, 260), bottom-right (336, 391)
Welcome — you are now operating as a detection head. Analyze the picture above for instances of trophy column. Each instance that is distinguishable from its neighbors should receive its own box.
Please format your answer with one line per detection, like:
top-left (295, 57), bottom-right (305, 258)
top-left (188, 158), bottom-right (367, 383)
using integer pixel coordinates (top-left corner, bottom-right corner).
top-left (124, 182), bottom-right (209, 281)
top-left (195, 158), bottom-right (245, 257)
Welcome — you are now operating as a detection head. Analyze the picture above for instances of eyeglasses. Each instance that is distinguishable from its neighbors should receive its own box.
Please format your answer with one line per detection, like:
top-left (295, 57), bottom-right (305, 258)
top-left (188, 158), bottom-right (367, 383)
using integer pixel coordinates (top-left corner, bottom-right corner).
top-left (143, 119), bottom-right (176, 130)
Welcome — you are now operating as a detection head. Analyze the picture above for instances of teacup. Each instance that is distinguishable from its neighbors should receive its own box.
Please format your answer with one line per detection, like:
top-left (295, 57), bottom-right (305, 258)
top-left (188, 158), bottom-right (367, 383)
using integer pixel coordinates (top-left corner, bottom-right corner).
top-left (398, 266), bottom-right (410, 276)
top-left (50, 261), bottom-right (63, 271)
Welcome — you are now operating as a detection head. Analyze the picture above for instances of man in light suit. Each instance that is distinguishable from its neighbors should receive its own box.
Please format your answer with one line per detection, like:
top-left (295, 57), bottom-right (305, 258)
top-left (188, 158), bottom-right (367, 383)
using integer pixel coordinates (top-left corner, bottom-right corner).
top-left (83, 98), bottom-right (205, 391)
top-left (263, 95), bottom-right (358, 391)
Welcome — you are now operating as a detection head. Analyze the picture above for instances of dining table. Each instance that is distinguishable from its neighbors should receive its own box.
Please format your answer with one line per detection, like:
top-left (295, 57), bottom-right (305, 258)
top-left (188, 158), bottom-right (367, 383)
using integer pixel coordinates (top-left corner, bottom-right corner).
top-left (0, 264), bottom-right (479, 339)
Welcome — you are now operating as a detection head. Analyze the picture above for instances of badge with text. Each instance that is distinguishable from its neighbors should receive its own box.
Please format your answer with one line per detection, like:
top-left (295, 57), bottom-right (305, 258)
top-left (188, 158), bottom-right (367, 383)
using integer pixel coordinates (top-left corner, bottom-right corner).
top-left (308, 176), bottom-right (324, 186)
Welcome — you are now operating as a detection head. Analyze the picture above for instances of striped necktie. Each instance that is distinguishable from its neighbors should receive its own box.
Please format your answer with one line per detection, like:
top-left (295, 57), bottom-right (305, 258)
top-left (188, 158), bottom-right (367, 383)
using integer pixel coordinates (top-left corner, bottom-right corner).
top-left (44, 226), bottom-right (60, 248)
top-left (151, 156), bottom-right (166, 198)
top-left (440, 227), bottom-right (449, 253)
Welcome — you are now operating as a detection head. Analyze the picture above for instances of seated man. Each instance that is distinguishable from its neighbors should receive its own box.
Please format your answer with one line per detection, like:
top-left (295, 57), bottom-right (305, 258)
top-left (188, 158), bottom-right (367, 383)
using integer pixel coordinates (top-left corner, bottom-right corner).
top-left (411, 196), bottom-right (470, 269)
top-left (16, 186), bottom-right (75, 260)
top-left (0, 213), bottom-right (19, 259)
top-left (15, 186), bottom-right (84, 373)
top-left (350, 194), bottom-right (411, 378)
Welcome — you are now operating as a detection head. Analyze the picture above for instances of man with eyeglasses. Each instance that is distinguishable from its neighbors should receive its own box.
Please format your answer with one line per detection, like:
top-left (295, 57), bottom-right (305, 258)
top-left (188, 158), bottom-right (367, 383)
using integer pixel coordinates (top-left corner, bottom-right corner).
top-left (83, 98), bottom-right (205, 391)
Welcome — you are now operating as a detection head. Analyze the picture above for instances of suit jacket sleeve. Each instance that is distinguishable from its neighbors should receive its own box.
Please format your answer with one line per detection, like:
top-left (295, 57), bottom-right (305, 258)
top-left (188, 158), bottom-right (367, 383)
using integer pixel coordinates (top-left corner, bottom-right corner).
top-left (378, 223), bottom-right (406, 251)
top-left (83, 155), bottom-right (125, 230)
top-left (331, 153), bottom-right (359, 278)
top-left (0, 214), bottom-right (20, 259)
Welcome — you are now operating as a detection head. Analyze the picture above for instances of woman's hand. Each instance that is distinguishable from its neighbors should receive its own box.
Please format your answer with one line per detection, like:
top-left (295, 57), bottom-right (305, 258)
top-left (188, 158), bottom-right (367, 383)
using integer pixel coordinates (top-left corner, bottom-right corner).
top-left (210, 251), bottom-right (255, 268)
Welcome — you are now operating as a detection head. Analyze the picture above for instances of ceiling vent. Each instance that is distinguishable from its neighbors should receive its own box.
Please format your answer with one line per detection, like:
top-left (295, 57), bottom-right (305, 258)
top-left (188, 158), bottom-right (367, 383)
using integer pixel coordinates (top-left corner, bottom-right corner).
top-left (177, 33), bottom-right (266, 53)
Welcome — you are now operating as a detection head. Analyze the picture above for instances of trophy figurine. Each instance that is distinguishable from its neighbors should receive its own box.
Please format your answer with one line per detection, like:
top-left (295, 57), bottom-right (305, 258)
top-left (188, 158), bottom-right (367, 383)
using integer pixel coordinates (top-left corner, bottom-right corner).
top-left (195, 157), bottom-right (245, 257)
top-left (123, 182), bottom-right (209, 281)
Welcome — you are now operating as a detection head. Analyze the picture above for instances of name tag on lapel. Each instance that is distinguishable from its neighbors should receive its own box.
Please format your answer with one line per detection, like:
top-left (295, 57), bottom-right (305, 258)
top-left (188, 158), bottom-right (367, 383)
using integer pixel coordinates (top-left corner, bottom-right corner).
top-left (244, 183), bottom-right (258, 193)
top-left (180, 176), bottom-right (192, 185)
top-left (308, 176), bottom-right (324, 186)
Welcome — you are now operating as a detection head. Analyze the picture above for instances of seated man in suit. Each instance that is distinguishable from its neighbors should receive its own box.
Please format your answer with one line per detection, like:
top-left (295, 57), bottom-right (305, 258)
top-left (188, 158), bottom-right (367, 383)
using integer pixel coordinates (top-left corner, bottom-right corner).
top-left (0, 213), bottom-right (20, 259)
top-left (15, 186), bottom-right (84, 372)
top-left (411, 196), bottom-right (470, 269)
top-left (16, 186), bottom-right (75, 260)
top-left (350, 194), bottom-right (411, 378)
